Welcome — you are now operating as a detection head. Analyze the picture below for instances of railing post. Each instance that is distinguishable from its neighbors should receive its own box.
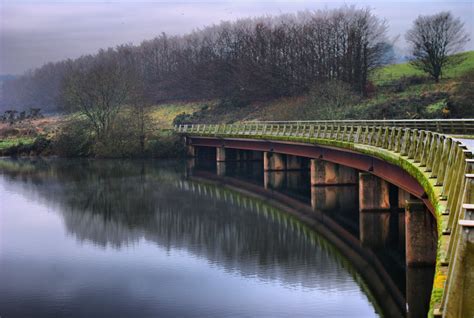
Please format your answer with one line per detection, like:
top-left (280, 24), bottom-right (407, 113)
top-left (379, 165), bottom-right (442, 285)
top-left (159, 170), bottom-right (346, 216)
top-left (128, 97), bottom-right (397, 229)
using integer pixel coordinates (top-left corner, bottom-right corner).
top-left (407, 129), bottom-right (418, 159)
top-left (420, 131), bottom-right (433, 167)
top-left (400, 129), bottom-right (411, 156)
top-left (426, 133), bottom-right (440, 172)
top-left (446, 150), bottom-right (471, 227)
top-left (431, 135), bottom-right (445, 180)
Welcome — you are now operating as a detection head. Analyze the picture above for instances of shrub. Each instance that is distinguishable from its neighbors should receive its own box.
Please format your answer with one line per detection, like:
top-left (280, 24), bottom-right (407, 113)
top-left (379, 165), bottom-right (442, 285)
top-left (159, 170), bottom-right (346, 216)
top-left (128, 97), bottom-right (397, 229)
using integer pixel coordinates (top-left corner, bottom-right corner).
top-left (172, 112), bottom-right (193, 126)
top-left (447, 69), bottom-right (474, 118)
top-left (303, 80), bottom-right (361, 119)
top-left (146, 133), bottom-right (185, 158)
top-left (52, 119), bottom-right (93, 157)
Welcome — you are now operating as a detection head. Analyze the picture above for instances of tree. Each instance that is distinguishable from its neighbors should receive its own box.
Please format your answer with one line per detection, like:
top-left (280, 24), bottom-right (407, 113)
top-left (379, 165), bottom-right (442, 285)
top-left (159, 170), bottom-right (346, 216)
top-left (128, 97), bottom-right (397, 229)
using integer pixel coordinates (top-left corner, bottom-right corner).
top-left (406, 12), bottom-right (469, 82)
top-left (62, 52), bottom-right (133, 140)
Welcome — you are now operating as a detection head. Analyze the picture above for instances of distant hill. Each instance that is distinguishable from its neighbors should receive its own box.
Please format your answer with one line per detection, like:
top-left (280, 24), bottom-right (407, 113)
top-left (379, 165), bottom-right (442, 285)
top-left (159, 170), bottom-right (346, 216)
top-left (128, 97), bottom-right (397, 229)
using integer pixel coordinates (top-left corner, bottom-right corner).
top-left (0, 74), bottom-right (17, 82)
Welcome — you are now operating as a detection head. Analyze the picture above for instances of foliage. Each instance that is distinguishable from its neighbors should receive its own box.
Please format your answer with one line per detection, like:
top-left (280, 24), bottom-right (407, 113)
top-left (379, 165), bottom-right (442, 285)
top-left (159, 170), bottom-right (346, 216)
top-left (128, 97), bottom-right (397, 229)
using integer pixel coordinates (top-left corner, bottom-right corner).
top-left (406, 12), bottom-right (470, 82)
top-left (255, 80), bottom-right (357, 120)
top-left (146, 132), bottom-right (185, 158)
top-left (2, 7), bottom-right (390, 111)
top-left (447, 69), bottom-right (474, 117)
top-left (0, 136), bottom-right (51, 156)
top-left (52, 119), bottom-right (93, 157)
top-left (172, 112), bottom-right (193, 126)
top-left (149, 102), bottom-right (204, 129)
top-left (62, 50), bottom-right (136, 140)
top-left (0, 137), bottom-right (35, 151)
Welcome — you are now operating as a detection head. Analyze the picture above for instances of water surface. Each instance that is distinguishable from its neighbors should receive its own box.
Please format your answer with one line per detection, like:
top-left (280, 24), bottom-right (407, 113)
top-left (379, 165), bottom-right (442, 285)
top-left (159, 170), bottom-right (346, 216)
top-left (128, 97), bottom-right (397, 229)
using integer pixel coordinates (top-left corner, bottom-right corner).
top-left (0, 159), bottom-right (379, 317)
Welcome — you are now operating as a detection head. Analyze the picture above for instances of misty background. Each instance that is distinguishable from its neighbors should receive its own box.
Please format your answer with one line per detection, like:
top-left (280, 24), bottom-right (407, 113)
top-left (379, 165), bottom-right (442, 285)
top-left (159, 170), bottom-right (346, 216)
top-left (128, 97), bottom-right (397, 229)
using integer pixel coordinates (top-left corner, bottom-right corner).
top-left (1, 0), bottom-right (473, 76)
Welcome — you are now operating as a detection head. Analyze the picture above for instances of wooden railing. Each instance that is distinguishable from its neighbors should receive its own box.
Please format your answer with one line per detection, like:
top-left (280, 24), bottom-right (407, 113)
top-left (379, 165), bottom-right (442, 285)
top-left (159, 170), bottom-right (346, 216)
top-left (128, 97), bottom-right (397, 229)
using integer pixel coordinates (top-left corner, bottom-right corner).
top-left (175, 120), bottom-right (474, 317)
top-left (242, 119), bottom-right (474, 135)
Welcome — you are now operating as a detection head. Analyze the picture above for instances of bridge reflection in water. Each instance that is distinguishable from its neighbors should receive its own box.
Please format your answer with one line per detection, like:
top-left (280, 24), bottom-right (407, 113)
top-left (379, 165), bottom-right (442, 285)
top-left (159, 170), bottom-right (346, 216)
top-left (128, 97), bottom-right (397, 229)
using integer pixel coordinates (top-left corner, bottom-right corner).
top-left (0, 158), bottom-right (434, 317)
top-left (187, 153), bottom-right (436, 317)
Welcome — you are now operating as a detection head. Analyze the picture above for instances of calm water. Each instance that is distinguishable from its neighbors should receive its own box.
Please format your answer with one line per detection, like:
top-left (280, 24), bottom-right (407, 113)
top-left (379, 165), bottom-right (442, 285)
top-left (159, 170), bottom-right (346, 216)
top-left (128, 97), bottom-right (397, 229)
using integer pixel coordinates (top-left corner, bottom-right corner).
top-left (0, 159), bottom-right (382, 317)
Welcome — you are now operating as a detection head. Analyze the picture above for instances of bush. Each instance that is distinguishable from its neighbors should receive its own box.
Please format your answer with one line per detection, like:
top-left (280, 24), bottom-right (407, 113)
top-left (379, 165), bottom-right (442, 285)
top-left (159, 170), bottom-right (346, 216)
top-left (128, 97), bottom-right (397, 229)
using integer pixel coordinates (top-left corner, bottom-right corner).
top-left (31, 136), bottom-right (51, 154)
top-left (447, 70), bottom-right (474, 117)
top-left (388, 75), bottom-right (429, 93)
top-left (52, 119), bottom-right (93, 157)
top-left (303, 80), bottom-right (361, 119)
top-left (218, 95), bottom-right (250, 109)
top-left (146, 133), bottom-right (185, 158)
top-left (172, 112), bottom-right (193, 126)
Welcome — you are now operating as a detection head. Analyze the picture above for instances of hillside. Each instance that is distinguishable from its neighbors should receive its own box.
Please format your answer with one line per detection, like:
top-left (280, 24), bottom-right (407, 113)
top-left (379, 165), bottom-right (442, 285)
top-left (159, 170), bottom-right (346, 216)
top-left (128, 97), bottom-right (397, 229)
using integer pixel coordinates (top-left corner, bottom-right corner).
top-left (1, 51), bottom-right (473, 156)
top-left (153, 50), bottom-right (474, 126)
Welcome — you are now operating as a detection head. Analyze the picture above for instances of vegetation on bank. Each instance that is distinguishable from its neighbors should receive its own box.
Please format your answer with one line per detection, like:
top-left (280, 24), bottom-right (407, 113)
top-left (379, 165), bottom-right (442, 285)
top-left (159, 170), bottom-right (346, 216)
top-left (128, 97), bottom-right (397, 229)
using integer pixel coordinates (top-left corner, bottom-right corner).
top-left (173, 60), bottom-right (474, 123)
top-left (1, 9), bottom-right (472, 158)
top-left (2, 57), bottom-right (473, 157)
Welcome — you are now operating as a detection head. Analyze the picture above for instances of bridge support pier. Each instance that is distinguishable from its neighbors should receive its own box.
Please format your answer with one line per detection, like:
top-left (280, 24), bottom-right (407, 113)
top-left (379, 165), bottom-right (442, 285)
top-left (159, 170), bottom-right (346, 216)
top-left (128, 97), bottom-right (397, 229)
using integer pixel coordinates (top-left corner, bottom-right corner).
top-left (263, 171), bottom-right (284, 190)
top-left (264, 152), bottom-right (286, 171)
top-left (398, 189), bottom-right (411, 250)
top-left (216, 147), bottom-right (226, 162)
top-left (406, 266), bottom-right (435, 318)
top-left (310, 159), bottom-right (357, 186)
top-left (359, 172), bottom-right (391, 248)
top-left (216, 147), bottom-right (227, 176)
top-left (311, 186), bottom-right (358, 213)
top-left (405, 200), bottom-right (437, 266)
top-left (186, 145), bottom-right (196, 157)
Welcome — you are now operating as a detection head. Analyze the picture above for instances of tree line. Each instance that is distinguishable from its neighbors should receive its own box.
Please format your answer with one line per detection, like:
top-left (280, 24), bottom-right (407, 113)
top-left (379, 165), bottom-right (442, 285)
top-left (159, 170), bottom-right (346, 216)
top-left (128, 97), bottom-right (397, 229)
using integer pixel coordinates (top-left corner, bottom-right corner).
top-left (1, 7), bottom-right (391, 112)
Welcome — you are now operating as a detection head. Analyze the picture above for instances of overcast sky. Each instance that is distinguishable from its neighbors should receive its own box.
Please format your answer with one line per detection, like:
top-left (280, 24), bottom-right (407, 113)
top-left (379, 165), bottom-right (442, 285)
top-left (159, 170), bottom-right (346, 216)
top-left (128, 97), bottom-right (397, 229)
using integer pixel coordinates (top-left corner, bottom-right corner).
top-left (1, 0), bottom-right (473, 75)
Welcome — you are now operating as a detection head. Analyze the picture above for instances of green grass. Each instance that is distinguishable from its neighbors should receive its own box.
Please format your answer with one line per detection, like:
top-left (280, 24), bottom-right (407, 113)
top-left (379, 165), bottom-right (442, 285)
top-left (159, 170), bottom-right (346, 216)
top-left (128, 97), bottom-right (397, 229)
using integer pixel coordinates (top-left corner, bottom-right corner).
top-left (372, 50), bottom-right (474, 85)
top-left (149, 101), bottom-right (212, 128)
top-left (0, 137), bottom-right (35, 150)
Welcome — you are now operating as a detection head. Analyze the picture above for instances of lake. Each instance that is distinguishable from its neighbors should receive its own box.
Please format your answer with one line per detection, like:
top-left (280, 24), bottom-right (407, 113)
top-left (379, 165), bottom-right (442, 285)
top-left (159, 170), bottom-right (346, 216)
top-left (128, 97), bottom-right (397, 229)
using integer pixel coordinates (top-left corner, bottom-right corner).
top-left (0, 159), bottom-right (396, 317)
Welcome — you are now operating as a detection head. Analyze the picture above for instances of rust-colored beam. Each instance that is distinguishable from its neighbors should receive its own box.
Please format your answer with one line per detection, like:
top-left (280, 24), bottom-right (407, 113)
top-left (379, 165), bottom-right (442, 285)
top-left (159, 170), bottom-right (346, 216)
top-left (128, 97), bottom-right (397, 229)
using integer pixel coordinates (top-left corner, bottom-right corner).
top-left (189, 136), bottom-right (434, 214)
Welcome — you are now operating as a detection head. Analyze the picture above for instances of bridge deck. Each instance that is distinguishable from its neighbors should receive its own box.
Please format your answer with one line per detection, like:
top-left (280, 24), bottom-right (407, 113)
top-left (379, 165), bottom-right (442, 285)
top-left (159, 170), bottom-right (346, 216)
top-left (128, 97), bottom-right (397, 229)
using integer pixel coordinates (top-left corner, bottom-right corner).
top-left (459, 138), bottom-right (474, 151)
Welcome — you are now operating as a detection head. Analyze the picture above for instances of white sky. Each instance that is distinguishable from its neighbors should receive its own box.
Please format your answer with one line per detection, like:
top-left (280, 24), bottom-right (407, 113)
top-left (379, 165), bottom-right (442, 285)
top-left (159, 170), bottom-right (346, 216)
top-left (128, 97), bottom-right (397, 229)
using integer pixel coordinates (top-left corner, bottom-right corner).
top-left (1, 0), bottom-right (473, 75)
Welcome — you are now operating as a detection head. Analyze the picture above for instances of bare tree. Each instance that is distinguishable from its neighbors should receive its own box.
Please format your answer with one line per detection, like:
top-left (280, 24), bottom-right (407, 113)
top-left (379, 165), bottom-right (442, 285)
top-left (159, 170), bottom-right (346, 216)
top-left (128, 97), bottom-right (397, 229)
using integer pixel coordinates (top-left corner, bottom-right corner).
top-left (406, 12), bottom-right (469, 82)
top-left (62, 51), bottom-right (133, 140)
top-left (3, 7), bottom-right (390, 109)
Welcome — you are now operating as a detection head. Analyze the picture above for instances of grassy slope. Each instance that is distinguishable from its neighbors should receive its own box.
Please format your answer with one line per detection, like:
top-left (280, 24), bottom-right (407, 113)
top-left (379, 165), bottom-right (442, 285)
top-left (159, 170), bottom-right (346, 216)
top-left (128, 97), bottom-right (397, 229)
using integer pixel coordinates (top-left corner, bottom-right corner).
top-left (0, 137), bottom-right (35, 151)
top-left (149, 101), bottom-right (207, 129)
top-left (171, 50), bottom-right (474, 124)
top-left (372, 51), bottom-right (474, 84)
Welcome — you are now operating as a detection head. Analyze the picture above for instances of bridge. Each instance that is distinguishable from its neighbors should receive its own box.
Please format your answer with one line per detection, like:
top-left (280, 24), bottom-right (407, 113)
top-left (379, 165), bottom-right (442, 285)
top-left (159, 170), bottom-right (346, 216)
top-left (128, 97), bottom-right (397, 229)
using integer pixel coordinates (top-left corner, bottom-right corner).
top-left (176, 119), bottom-right (474, 318)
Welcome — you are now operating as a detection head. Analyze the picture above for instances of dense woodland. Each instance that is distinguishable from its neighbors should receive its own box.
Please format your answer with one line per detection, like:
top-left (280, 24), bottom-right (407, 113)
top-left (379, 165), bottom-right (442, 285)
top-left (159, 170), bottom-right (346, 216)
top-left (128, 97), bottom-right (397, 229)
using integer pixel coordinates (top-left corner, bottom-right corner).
top-left (1, 7), bottom-right (472, 158)
top-left (0, 7), bottom-right (390, 112)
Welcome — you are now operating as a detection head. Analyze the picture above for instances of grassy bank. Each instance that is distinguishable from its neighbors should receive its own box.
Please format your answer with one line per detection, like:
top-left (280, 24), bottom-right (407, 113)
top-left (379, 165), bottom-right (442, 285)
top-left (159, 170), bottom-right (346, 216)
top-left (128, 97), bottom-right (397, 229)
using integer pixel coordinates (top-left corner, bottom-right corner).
top-left (371, 51), bottom-right (474, 85)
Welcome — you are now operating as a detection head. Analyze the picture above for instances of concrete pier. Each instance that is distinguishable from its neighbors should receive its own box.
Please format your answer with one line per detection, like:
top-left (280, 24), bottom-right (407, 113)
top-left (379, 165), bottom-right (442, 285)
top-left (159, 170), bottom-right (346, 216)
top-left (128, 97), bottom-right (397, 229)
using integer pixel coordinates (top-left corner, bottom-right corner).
top-left (186, 144), bottom-right (196, 157)
top-left (263, 171), bottom-right (285, 190)
top-left (359, 172), bottom-right (391, 248)
top-left (216, 147), bottom-right (226, 162)
top-left (398, 189), bottom-right (412, 251)
top-left (406, 266), bottom-right (435, 318)
top-left (264, 152), bottom-right (286, 171)
top-left (405, 200), bottom-right (437, 266)
top-left (310, 159), bottom-right (357, 185)
top-left (311, 185), bottom-right (357, 213)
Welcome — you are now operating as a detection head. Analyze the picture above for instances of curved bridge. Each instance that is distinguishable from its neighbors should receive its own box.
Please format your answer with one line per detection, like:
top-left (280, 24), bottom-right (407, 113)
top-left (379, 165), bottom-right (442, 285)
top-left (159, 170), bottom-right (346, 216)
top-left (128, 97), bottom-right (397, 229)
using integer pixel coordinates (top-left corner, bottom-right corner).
top-left (176, 119), bottom-right (474, 318)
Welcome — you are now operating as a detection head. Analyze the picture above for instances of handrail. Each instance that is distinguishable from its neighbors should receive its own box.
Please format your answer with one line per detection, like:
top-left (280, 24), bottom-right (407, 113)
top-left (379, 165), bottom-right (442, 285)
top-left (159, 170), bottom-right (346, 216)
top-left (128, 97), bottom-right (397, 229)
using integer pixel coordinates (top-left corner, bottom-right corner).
top-left (175, 121), bottom-right (474, 317)
top-left (236, 119), bottom-right (474, 135)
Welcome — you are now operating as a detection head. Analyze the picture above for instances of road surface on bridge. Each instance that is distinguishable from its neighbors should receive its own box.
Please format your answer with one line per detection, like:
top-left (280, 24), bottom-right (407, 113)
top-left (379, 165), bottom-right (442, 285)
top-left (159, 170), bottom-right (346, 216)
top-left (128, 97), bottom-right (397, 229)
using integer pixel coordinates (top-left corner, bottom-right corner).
top-left (459, 138), bottom-right (474, 152)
